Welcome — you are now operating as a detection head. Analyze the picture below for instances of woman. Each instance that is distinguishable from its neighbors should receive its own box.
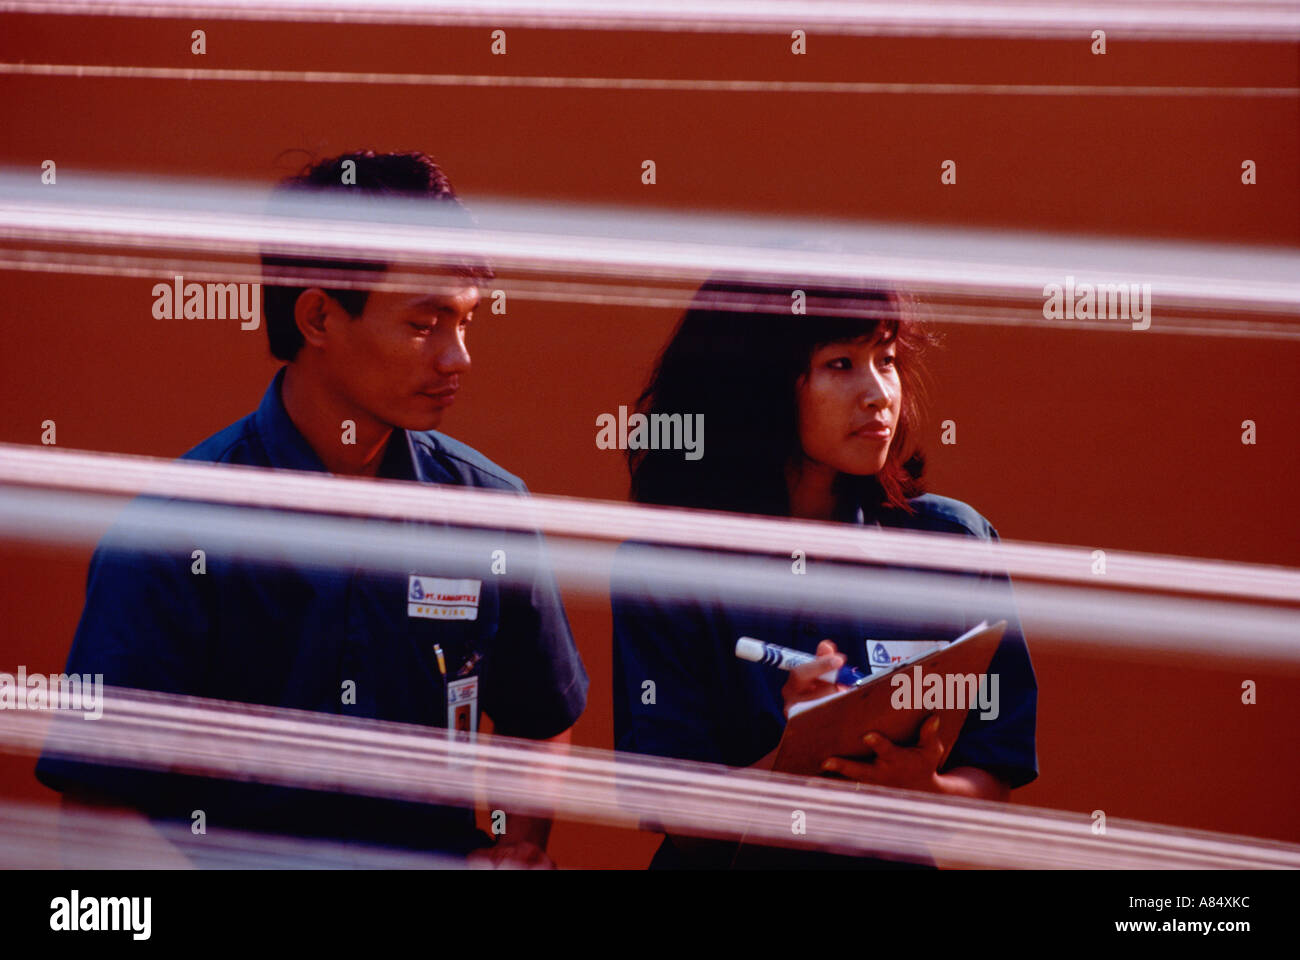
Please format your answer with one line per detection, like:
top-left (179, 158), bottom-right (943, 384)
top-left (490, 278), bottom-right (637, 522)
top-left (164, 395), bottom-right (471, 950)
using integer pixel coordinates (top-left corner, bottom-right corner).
top-left (611, 278), bottom-right (1038, 868)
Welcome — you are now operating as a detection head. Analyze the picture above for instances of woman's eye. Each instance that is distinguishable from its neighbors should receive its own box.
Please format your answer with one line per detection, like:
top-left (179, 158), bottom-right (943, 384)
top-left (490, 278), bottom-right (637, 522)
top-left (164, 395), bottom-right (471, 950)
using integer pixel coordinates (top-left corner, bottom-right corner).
top-left (879, 354), bottom-right (897, 368)
top-left (411, 322), bottom-right (434, 334)
top-left (827, 357), bottom-right (852, 370)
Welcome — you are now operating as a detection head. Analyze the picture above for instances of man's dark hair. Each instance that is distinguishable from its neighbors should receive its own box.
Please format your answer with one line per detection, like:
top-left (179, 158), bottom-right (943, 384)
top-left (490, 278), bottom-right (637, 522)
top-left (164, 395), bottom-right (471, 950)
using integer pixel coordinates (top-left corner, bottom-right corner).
top-left (261, 150), bottom-right (493, 362)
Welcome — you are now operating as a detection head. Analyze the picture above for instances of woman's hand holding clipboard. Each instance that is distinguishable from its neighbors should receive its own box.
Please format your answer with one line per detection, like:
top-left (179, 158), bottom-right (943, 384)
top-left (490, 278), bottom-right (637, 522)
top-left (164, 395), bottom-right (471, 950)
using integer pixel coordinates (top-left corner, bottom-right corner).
top-left (737, 620), bottom-right (1008, 782)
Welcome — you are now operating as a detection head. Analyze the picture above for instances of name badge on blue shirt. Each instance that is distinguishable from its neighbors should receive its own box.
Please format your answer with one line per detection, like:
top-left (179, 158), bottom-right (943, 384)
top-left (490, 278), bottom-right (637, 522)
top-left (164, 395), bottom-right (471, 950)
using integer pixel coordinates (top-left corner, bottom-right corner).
top-left (408, 575), bottom-right (481, 621)
top-left (866, 638), bottom-right (949, 674)
top-left (447, 676), bottom-right (479, 737)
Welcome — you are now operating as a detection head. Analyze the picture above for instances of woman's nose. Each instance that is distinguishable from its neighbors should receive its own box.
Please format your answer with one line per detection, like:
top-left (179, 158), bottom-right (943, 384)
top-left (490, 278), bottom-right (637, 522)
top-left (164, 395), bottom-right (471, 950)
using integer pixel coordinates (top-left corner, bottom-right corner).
top-left (858, 371), bottom-right (890, 408)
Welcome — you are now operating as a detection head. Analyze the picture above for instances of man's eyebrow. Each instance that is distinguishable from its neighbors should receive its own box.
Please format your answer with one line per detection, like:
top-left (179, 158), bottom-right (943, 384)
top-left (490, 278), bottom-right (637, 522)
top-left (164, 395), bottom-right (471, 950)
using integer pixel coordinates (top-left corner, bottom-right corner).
top-left (406, 292), bottom-right (481, 312)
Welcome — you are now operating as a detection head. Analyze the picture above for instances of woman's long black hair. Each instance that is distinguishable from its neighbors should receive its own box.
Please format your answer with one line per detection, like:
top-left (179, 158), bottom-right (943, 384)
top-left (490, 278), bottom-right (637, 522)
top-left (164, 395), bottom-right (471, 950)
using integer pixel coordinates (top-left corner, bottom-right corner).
top-left (629, 277), bottom-right (938, 518)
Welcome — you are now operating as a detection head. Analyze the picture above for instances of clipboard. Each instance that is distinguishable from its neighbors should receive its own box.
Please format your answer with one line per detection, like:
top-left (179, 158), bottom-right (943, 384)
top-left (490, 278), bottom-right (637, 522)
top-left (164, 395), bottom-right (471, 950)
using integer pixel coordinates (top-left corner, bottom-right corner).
top-left (770, 619), bottom-right (1007, 776)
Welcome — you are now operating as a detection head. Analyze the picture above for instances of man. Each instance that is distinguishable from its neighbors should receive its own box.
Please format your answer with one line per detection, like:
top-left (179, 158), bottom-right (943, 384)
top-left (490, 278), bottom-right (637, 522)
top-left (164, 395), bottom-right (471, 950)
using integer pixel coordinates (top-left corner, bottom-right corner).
top-left (36, 151), bottom-right (588, 867)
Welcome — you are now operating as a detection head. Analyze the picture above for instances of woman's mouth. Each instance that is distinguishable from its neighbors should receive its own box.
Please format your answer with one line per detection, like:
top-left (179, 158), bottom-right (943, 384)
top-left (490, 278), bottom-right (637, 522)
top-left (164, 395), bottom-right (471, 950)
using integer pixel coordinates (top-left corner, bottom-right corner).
top-left (850, 421), bottom-right (891, 440)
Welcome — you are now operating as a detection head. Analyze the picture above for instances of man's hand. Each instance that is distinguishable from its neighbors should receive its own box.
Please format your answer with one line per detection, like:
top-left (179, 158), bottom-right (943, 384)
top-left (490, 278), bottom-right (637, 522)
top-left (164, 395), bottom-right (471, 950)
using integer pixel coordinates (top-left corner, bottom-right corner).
top-left (476, 725), bottom-right (571, 867)
top-left (467, 840), bottom-right (556, 870)
top-left (781, 640), bottom-right (850, 718)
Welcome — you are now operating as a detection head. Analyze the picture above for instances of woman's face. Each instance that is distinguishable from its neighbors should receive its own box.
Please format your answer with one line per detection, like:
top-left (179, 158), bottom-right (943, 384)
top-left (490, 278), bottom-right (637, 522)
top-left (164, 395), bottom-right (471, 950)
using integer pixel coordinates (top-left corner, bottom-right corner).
top-left (794, 335), bottom-right (902, 477)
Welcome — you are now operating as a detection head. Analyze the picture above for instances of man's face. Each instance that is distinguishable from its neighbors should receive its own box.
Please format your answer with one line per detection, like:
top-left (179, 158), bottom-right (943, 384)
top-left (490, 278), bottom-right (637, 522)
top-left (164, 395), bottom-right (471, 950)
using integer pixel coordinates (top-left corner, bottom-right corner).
top-left (318, 275), bottom-right (479, 432)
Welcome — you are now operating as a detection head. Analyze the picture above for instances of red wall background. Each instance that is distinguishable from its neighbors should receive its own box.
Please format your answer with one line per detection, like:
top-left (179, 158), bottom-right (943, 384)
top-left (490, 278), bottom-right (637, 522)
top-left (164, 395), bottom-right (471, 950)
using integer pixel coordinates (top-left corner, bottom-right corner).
top-left (1, 14), bottom-right (1297, 866)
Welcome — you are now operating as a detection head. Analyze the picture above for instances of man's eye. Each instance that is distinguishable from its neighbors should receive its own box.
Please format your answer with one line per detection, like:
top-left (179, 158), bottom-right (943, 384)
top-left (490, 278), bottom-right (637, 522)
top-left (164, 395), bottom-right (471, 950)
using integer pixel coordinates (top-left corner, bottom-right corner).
top-left (879, 354), bottom-right (897, 368)
top-left (827, 357), bottom-right (851, 370)
top-left (411, 322), bottom-right (435, 334)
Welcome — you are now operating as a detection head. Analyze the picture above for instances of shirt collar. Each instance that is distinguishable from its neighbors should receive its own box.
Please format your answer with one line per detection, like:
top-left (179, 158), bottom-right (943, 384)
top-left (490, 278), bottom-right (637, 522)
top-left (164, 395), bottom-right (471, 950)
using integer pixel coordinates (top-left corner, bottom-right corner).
top-left (252, 366), bottom-right (420, 480)
top-left (845, 492), bottom-right (886, 530)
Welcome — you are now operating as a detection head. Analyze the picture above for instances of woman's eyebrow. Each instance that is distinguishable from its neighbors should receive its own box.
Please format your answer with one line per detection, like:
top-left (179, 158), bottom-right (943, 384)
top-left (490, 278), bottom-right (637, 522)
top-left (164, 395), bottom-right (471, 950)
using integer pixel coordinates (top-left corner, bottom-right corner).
top-left (818, 335), bottom-right (881, 350)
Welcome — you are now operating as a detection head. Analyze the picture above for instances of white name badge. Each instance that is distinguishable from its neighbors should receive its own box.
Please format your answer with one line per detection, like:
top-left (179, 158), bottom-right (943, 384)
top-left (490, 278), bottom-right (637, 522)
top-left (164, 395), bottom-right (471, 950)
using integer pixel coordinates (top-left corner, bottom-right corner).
top-left (865, 638), bottom-right (949, 674)
top-left (447, 676), bottom-right (479, 736)
top-left (408, 576), bottom-right (481, 621)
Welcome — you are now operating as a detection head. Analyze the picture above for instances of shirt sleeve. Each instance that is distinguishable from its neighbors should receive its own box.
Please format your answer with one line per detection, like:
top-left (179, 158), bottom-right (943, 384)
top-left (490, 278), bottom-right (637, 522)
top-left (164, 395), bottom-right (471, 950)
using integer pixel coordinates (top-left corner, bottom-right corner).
top-left (940, 522), bottom-right (1040, 789)
top-left (35, 497), bottom-right (218, 811)
top-left (479, 522), bottom-right (589, 741)
top-left (611, 542), bottom-right (734, 765)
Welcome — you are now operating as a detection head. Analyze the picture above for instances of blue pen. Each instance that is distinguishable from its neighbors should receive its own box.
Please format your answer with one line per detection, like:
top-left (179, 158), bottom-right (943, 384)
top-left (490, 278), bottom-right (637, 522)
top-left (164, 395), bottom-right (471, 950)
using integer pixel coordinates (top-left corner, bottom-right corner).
top-left (735, 637), bottom-right (870, 686)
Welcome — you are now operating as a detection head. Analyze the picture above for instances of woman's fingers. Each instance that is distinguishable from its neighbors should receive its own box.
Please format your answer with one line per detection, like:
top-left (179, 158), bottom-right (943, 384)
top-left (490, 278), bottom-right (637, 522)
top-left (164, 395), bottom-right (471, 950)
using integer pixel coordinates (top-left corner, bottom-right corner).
top-left (821, 757), bottom-right (880, 783)
top-left (789, 653), bottom-right (842, 688)
top-left (790, 640), bottom-right (843, 689)
top-left (782, 641), bottom-right (850, 716)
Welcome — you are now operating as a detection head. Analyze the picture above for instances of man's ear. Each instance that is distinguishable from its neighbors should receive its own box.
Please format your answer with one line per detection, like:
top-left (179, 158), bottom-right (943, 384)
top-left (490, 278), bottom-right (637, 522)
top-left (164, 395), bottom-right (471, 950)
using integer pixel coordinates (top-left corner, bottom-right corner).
top-left (293, 288), bottom-right (333, 350)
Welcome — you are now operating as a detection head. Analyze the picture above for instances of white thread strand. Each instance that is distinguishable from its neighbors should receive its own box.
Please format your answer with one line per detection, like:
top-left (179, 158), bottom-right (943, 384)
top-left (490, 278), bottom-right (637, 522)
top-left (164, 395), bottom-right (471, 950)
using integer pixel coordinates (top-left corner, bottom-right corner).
top-left (2, 63), bottom-right (1296, 97)
top-left (3, 177), bottom-right (1299, 315)
top-left (4, 0), bottom-right (1300, 40)
top-left (2, 444), bottom-right (1295, 606)
top-left (5, 688), bottom-right (1298, 868)
top-left (2, 251), bottom-right (1296, 339)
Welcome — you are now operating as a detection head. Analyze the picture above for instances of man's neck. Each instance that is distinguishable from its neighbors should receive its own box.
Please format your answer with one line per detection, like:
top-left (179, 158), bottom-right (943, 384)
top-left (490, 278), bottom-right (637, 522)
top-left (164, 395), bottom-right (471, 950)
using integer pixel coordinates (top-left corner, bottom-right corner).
top-left (280, 363), bottom-right (394, 477)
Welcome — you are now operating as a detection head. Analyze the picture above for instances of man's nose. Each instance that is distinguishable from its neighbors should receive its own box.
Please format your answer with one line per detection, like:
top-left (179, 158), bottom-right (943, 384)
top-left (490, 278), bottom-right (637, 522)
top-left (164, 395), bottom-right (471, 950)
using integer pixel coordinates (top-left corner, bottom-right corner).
top-left (435, 329), bottom-right (472, 375)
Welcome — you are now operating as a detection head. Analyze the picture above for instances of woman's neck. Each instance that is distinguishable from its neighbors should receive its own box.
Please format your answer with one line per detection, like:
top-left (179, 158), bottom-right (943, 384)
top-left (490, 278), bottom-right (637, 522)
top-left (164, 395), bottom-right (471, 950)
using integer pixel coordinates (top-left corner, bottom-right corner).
top-left (785, 459), bottom-right (841, 521)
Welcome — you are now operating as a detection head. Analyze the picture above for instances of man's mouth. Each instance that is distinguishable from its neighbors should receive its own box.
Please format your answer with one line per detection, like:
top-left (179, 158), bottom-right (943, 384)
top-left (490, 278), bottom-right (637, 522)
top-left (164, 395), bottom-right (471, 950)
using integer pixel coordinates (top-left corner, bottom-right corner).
top-left (419, 387), bottom-right (458, 405)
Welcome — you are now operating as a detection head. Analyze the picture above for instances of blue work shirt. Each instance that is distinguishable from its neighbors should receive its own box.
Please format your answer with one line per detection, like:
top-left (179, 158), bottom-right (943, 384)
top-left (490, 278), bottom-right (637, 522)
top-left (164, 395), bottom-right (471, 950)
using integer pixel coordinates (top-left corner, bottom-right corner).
top-left (36, 367), bottom-right (588, 854)
top-left (611, 494), bottom-right (1038, 866)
